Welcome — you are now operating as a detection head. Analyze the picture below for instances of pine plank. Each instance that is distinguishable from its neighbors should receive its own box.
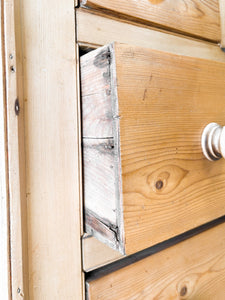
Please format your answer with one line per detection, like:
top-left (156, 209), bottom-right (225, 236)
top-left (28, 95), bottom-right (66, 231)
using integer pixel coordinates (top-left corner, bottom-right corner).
top-left (3, 0), bottom-right (27, 297)
top-left (81, 42), bottom-right (225, 255)
top-left (80, 0), bottom-right (221, 41)
top-left (87, 222), bottom-right (225, 299)
top-left (19, 0), bottom-right (84, 298)
top-left (116, 43), bottom-right (225, 254)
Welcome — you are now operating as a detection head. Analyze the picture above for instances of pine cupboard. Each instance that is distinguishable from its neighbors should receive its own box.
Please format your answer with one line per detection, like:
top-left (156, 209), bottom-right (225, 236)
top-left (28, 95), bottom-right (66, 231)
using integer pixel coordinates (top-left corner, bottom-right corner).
top-left (2, 0), bottom-right (225, 299)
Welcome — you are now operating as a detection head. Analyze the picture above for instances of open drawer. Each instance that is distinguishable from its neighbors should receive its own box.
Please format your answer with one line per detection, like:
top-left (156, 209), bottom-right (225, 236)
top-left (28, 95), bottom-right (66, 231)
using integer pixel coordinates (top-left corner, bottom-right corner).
top-left (80, 42), bottom-right (225, 255)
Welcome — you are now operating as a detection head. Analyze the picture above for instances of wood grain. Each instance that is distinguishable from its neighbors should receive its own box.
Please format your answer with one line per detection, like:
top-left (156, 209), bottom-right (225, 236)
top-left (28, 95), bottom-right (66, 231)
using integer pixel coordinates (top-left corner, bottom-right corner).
top-left (87, 222), bottom-right (225, 299)
top-left (79, 7), bottom-right (225, 268)
top-left (19, 0), bottom-right (84, 298)
top-left (81, 42), bottom-right (225, 255)
top-left (81, 0), bottom-right (221, 41)
top-left (115, 43), bottom-right (225, 254)
top-left (0, 1), bottom-right (11, 297)
top-left (77, 9), bottom-right (225, 63)
top-left (3, 0), bottom-right (27, 298)
top-left (14, 0), bottom-right (30, 296)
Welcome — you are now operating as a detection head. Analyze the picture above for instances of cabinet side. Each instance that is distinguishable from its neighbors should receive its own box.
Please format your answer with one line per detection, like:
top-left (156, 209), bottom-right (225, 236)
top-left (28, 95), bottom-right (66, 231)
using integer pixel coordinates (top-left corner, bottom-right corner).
top-left (80, 43), bottom-right (124, 253)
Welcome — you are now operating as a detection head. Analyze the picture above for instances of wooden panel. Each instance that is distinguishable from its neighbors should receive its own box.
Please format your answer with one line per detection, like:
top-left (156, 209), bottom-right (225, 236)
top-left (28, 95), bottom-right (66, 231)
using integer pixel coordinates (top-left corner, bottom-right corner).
top-left (18, 0), bottom-right (84, 299)
top-left (87, 222), bottom-right (225, 299)
top-left (80, 0), bottom-right (221, 41)
top-left (81, 42), bottom-right (225, 255)
top-left (77, 9), bottom-right (225, 64)
top-left (116, 43), bottom-right (225, 254)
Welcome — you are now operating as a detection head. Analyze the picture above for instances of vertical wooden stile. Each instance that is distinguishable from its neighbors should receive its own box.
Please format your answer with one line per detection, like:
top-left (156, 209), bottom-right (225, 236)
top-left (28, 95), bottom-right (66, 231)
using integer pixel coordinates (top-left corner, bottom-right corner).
top-left (18, 0), bottom-right (84, 298)
top-left (2, 0), bottom-right (27, 298)
top-left (0, 1), bottom-right (11, 298)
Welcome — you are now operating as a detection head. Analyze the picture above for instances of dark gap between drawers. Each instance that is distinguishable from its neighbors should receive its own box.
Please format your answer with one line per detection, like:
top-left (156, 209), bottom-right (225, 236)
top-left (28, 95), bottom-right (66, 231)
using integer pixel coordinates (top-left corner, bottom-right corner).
top-left (86, 215), bottom-right (225, 282)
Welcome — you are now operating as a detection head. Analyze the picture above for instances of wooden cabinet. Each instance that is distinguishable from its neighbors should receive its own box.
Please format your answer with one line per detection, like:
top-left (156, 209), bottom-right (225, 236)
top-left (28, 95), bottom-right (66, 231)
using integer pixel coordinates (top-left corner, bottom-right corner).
top-left (4, 0), bottom-right (225, 298)
top-left (81, 42), bottom-right (225, 255)
top-left (80, 0), bottom-right (221, 41)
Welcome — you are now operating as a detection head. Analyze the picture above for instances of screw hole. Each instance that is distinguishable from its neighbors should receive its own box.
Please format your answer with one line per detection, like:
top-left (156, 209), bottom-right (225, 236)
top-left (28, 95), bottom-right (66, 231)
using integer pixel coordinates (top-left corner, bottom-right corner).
top-left (15, 99), bottom-right (20, 116)
top-left (10, 66), bottom-right (15, 73)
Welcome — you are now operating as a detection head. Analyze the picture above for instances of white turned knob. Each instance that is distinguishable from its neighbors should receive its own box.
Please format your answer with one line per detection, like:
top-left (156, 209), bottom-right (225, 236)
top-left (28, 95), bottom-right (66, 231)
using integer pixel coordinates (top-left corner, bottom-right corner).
top-left (201, 123), bottom-right (225, 161)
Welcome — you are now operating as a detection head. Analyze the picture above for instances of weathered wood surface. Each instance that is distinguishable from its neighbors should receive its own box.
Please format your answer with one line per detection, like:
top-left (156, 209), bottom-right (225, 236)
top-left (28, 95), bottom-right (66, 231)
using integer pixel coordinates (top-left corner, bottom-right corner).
top-left (81, 42), bottom-right (225, 255)
top-left (86, 222), bottom-right (225, 299)
top-left (80, 0), bottom-right (221, 41)
top-left (81, 45), bottom-right (124, 253)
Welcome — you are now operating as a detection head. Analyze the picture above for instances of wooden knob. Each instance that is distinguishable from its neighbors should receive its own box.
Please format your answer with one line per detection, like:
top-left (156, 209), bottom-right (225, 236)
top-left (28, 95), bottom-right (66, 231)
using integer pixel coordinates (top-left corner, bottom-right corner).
top-left (201, 123), bottom-right (225, 161)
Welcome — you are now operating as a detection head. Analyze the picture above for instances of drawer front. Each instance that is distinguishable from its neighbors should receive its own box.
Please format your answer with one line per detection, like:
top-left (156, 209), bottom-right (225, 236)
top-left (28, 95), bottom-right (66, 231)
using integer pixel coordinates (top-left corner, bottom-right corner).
top-left (81, 43), bottom-right (225, 255)
top-left (86, 222), bottom-right (225, 300)
top-left (80, 0), bottom-right (221, 41)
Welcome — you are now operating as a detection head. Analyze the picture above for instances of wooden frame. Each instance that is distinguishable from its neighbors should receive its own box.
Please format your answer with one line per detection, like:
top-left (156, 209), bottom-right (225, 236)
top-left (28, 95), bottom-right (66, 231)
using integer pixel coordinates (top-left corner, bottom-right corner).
top-left (0, 0), bottom-right (26, 298)
top-left (1, 0), bottom-right (84, 299)
top-left (18, 0), bottom-right (84, 298)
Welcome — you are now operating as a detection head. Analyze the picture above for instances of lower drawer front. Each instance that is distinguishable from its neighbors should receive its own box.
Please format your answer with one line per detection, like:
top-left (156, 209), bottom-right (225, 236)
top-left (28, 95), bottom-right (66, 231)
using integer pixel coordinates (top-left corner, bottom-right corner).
top-left (86, 222), bottom-right (225, 299)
